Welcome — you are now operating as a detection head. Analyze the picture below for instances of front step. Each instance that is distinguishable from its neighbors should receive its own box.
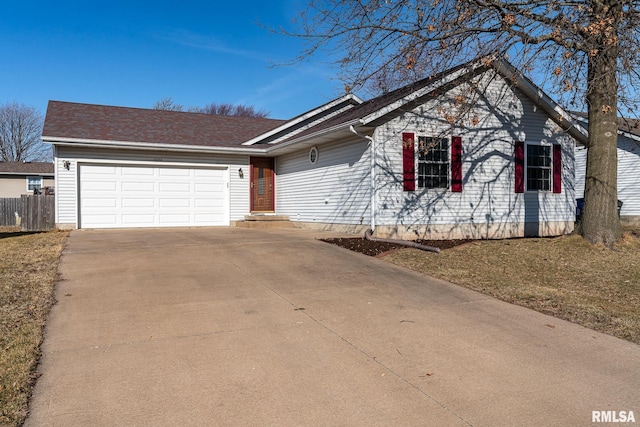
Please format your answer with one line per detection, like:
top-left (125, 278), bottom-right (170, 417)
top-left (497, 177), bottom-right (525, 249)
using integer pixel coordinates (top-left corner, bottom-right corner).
top-left (235, 215), bottom-right (295, 229)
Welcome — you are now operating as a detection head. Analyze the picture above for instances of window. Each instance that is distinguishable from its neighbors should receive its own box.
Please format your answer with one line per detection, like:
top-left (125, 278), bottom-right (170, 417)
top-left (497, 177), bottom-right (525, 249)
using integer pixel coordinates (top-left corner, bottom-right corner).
top-left (27, 176), bottom-right (42, 192)
top-left (417, 136), bottom-right (449, 189)
top-left (309, 146), bottom-right (319, 164)
top-left (258, 167), bottom-right (265, 195)
top-left (526, 145), bottom-right (552, 191)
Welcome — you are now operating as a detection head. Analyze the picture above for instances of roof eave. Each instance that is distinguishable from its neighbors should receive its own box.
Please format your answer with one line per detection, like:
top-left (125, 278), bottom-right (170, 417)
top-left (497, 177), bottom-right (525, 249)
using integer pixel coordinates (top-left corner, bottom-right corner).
top-left (266, 119), bottom-right (364, 154)
top-left (242, 94), bottom-right (364, 146)
top-left (0, 171), bottom-right (54, 176)
top-left (42, 136), bottom-right (269, 155)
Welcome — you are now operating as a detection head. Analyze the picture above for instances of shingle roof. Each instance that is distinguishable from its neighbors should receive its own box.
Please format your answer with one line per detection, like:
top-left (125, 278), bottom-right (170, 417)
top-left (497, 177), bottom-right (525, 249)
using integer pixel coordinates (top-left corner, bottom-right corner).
top-left (43, 101), bottom-right (287, 147)
top-left (0, 161), bottom-right (54, 175)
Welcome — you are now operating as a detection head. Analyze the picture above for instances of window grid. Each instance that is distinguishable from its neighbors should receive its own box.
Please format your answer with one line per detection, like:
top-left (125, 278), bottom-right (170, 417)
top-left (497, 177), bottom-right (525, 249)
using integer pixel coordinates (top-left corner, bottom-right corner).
top-left (27, 176), bottom-right (42, 192)
top-left (526, 145), bottom-right (551, 191)
top-left (417, 137), bottom-right (449, 189)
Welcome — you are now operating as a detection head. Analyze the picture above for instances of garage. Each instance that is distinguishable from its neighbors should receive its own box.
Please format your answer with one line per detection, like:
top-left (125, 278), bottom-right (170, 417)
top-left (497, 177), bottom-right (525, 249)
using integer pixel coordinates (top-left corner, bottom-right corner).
top-left (79, 164), bottom-right (229, 228)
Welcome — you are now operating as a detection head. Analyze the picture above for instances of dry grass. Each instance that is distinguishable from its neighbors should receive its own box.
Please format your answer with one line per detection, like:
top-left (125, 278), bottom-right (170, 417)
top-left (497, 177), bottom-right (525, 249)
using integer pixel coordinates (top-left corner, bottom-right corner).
top-left (0, 228), bottom-right (68, 427)
top-left (383, 228), bottom-right (640, 345)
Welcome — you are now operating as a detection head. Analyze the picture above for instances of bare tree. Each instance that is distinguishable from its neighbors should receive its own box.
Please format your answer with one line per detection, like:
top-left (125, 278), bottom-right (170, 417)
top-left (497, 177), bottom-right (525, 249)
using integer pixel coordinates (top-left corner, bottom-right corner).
top-left (0, 102), bottom-right (48, 162)
top-left (193, 102), bottom-right (270, 118)
top-left (152, 97), bottom-right (185, 112)
top-left (286, 0), bottom-right (640, 246)
top-left (153, 99), bottom-right (269, 118)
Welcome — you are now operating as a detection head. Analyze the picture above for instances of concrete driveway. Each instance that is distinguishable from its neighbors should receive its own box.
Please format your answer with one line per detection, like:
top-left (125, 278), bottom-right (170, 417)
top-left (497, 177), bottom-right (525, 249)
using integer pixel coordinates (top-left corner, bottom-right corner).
top-left (27, 227), bottom-right (639, 426)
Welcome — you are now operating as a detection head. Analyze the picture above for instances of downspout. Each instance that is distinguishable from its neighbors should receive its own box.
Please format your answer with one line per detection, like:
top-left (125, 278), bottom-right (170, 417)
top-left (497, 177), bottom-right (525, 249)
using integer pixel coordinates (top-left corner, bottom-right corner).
top-left (349, 125), bottom-right (376, 232)
top-left (350, 125), bottom-right (440, 254)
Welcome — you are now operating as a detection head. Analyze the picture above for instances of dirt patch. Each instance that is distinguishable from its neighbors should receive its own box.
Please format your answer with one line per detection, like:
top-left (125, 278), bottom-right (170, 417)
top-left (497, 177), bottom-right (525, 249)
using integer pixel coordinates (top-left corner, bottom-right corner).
top-left (321, 237), bottom-right (474, 256)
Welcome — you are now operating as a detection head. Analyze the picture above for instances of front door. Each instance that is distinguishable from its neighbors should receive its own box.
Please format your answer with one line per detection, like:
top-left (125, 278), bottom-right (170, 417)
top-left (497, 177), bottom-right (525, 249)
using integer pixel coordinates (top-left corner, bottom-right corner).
top-left (250, 157), bottom-right (275, 212)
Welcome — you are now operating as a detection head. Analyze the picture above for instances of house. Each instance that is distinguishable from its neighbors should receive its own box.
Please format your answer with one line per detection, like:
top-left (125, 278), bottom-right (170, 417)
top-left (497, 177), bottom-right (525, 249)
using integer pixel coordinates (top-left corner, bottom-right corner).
top-left (575, 118), bottom-right (640, 226)
top-left (0, 161), bottom-right (54, 197)
top-left (42, 58), bottom-right (586, 239)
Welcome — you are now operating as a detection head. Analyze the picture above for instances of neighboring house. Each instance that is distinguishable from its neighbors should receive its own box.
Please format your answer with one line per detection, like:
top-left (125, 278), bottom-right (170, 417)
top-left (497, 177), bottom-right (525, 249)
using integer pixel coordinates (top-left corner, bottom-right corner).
top-left (42, 58), bottom-right (586, 239)
top-left (0, 161), bottom-right (54, 197)
top-left (575, 118), bottom-right (640, 225)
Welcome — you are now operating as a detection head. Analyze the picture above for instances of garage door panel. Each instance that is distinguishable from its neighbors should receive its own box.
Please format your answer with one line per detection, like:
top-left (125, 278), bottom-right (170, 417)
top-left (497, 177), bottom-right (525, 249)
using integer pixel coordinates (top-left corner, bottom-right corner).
top-left (122, 198), bottom-right (155, 208)
top-left (79, 164), bottom-right (228, 229)
top-left (159, 213), bottom-right (192, 224)
top-left (122, 167), bottom-right (155, 176)
top-left (159, 198), bottom-right (191, 208)
top-left (83, 214), bottom-right (118, 226)
top-left (195, 182), bottom-right (224, 193)
top-left (121, 214), bottom-right (156, 225)
top-left (159, 182), bottom-right (191, 193)
top-left (83, 181), bottom-right (118, 191)
top-left (83, 198), bottom-right (118, 208)
top-left (195, 169), bottom-right (224, 177)
top-left (84, 165), bottom-right (117, 175)
top-left (195, 199), bottom-right (219, 208)
top-left (195, 213), bottom-right (225, 223)
top-left (122, 182), bottom-right (155, 192)
top-left (159, 168), bottom-right (190, 177)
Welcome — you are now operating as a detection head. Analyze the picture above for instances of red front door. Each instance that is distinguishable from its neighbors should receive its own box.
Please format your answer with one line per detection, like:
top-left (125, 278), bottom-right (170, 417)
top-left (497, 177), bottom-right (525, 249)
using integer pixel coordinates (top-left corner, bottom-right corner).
top-left (250, 157), bottom-right (275, 212)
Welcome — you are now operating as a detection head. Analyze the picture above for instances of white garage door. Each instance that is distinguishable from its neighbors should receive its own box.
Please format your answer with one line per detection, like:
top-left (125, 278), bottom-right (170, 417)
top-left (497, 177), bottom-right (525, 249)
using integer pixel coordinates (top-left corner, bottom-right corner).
top-left (79, 164), bottom-right (228, 228)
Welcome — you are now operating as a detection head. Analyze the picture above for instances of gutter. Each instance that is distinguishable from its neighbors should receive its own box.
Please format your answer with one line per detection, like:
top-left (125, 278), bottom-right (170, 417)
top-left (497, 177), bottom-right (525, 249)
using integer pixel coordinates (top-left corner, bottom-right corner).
top-left (42, 136), bottom-right (270, 155)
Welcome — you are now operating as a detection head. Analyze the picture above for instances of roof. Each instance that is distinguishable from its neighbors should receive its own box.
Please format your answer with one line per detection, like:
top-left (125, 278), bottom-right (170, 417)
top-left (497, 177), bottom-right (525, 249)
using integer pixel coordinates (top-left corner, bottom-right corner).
top-left (43, 101), bottom-right (287, 147)
top-left (42, 58), bottom-right (586, 153)
top-left (0, 161), bottom-right (54, 175)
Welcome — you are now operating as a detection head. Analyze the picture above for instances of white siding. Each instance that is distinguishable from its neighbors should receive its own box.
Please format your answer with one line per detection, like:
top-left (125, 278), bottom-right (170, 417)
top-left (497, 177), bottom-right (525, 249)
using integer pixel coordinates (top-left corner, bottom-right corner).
top-left (373, 69), bottom-right (575, 238)
top-left (575, 145), bottom-right (586, 199)
top-left (55, 146), bottom-right (250, 227)
top-left (618, 137), bottom-right (640, 217)
top-left (575, 135), bottom-right (640, 217)
top-left (275, 138), bottom-right (371, 226)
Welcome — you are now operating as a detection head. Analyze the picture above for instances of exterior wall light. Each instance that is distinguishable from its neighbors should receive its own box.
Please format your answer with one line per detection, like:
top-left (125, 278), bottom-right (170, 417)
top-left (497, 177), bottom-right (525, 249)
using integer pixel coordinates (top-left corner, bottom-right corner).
top-left (238, 168), bottom-right (244, 179)
top-left (63, 160), bottom-right (70, 170)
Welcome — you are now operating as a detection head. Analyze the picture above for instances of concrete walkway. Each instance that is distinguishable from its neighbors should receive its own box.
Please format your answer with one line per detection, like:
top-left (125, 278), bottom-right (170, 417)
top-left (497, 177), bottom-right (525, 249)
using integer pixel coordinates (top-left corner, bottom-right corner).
top-left (27, 227), bottom-right (639, 426)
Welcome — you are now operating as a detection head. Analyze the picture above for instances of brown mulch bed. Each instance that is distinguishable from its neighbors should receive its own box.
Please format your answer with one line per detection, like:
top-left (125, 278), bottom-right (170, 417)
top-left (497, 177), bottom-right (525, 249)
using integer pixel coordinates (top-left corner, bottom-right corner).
top-left (320, 237), bottom-right (474, 256)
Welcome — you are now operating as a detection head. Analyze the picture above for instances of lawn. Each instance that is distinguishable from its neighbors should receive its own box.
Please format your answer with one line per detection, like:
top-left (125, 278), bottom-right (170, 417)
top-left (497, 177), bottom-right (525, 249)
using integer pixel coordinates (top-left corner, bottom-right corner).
top-left (382, 228), bottom-right (640, 345)
top-left (0, 228), bottom-right (68, 427)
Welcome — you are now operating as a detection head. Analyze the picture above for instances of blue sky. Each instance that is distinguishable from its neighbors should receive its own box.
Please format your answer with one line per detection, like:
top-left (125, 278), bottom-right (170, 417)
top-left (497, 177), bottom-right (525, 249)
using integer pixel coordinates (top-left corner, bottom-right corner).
top-left (0, 1), bottom-right (345, 120)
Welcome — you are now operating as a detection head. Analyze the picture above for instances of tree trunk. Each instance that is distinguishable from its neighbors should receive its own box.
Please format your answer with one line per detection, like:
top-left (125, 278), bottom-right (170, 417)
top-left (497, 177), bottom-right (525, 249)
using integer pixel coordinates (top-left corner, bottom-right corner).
top-left (579, 0), bottom-right (622, 246)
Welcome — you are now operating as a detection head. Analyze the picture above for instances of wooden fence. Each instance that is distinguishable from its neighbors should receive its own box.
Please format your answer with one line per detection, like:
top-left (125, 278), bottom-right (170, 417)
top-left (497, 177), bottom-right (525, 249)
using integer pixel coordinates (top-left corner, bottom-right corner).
top-left (0, 195), bottom-right (55, 231)
top-left (0, 198), bottom-right (21, 226)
